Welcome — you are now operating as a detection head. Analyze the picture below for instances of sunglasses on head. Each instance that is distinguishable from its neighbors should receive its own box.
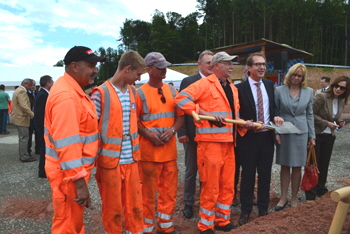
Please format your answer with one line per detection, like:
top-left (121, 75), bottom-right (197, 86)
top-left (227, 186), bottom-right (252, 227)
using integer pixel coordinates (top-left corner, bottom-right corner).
top-left (158, 88), bottom-right (166, 103)
top-left (334, 83), bottom-right (347, 91)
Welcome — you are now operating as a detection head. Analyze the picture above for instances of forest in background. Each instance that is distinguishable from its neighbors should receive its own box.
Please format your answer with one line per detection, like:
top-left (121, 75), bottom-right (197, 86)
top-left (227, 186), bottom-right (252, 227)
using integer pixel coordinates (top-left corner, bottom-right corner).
top-left (54, 0), bottom-right (350, 81)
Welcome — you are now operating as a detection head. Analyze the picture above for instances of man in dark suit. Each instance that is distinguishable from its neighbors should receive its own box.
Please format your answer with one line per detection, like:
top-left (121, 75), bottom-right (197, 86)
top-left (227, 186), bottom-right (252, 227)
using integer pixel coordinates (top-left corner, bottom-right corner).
top-left (27, 79), bottom-right (40, 156)
top-left (235, 52), bottom-right (283, 225)
top-left (178, 50), bottom-right (214, 219)
top-left (34, 75), bottom-right (54, 178)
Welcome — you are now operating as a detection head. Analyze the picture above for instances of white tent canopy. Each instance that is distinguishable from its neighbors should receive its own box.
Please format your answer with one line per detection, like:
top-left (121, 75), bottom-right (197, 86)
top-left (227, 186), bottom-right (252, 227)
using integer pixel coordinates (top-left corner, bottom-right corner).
top-left (136, 68), bottom-right (188, 90)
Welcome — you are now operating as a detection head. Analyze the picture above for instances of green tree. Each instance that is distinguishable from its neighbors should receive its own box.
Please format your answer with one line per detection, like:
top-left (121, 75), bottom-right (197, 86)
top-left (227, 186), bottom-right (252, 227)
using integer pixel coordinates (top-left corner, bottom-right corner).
top-left (150, 10), bottom-right (172, 58)
top-left (119, 19), bottom-right (152, 57)
top-left (96, 47), bottom-right (121, 81)
top-left (53, 60), bottom-right (64, 67)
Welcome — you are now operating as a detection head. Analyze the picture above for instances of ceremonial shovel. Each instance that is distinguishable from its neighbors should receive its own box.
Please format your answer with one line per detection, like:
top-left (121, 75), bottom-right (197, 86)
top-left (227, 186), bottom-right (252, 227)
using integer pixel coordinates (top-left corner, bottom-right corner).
top-left (191, 111), bottom-right (300, 134)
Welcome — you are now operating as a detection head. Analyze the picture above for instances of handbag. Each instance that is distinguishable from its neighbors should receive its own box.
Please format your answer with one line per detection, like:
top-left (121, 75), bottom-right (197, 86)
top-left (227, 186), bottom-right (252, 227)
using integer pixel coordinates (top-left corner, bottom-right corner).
top-left (300, 144), bottom-right (319, 191)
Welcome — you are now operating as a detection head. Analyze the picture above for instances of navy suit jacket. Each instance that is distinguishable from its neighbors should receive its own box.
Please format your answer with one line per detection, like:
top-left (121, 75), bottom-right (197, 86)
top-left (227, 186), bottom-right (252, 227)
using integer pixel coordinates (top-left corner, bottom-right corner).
top-left (177, 73), bottom-right (202, 143)
top-left (235, 78), bottom-right (279, 146)
top-left (34, 88), bottom-right (49, 136)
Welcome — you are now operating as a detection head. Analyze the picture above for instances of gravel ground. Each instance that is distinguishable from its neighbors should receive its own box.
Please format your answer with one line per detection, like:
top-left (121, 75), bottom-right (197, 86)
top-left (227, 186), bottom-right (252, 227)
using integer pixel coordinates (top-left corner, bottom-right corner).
top-left (0, 120), bottom-right (350, 233)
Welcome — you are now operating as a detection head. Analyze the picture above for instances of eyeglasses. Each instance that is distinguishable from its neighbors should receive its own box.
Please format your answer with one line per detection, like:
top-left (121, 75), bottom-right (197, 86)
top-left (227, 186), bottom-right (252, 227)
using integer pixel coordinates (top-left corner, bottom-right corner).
top-left (292, 74), bottom-right (303, 78)
top-left (334, 84), bottom-right (347, 91)
top-left (253, 62), bottom-right (266, 68)
top-left (219, 61), bottom-right (233, 66)
top-left (158, 88), bottom-right (166, 103)
top-left (200, 61), bottom-right (211, 65)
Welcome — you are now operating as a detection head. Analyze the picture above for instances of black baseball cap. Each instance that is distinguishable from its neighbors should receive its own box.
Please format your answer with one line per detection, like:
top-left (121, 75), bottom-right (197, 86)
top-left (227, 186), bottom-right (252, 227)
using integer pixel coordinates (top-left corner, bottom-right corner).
top-left (63, 46), bottom-right (106, 65)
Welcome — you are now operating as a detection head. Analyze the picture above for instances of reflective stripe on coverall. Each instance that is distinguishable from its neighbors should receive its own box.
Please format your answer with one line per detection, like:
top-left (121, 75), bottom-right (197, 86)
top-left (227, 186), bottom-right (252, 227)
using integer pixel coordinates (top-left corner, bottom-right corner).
top-left (44, 72), bottom-right (98, 234)
top-left (136, 83), bottom-right (182, 233)
top-left (138, 160), bottom-right (178, 234)
top-left (174, 73), bottom-right (246, 231)
top-left (197, 141), bottom-right (234, 231)
top-left (92, 82), bottom-right (142, 234)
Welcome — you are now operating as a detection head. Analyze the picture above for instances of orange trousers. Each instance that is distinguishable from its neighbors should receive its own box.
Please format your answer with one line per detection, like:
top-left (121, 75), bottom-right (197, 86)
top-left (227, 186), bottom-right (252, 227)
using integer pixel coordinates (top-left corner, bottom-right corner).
top-left (138, 160), bottom-right (178, 234)
top-left (45, 162), bottom-right (88, 234)
top-left (197, 142), bottom-right (235, 231)
top-left (95, 162), bottom-right (143, 234)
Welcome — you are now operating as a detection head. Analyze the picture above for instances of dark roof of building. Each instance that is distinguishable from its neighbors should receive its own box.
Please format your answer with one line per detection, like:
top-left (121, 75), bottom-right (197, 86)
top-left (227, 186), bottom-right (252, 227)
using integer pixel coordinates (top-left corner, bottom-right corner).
top-left (210, 38), bottom-right (313, 65)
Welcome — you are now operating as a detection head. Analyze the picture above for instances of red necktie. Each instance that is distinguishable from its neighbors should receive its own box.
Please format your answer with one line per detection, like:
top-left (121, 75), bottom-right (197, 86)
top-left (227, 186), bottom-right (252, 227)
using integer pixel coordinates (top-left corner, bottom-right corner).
top-left (255, 82), bottom-right (264, 123)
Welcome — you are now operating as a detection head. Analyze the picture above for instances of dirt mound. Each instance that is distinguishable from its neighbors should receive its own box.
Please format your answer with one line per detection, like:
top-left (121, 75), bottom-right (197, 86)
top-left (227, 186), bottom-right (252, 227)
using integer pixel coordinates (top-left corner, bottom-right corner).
top-left (231, 192), bottom-right (350, 234)
top-left (1, 196), bottom-right (52, 220)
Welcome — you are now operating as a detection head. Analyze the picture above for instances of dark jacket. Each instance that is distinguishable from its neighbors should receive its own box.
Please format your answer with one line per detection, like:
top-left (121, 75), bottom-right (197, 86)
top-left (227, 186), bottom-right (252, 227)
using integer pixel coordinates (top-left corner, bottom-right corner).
top-left (177, 73), bottom-right (202, 143)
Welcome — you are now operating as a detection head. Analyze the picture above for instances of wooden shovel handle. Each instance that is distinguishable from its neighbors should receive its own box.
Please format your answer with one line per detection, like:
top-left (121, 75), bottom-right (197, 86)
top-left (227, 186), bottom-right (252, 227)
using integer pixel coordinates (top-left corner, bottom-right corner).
top-left (191, 111), bottom-right (262, 127)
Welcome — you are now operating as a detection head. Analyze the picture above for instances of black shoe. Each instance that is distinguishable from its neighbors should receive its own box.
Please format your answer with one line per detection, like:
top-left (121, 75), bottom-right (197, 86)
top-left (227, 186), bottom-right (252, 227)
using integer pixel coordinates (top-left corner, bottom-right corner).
top-left (232, 197), bottom-right (240, 206)
top-left (238, 213), bottom-right (250, 226)
top-left (200, 229), bottom-right (214, 234)
top-left (20, 157), bottom-right (36, 162)
top-left (183, 204), bottom-right (193, 219)
top-left (214, 223), bottom-right (237, 232)
top-left (275, 201), bottom-right (288, 211)
top-left (258, 210), bottom-right (268, 217)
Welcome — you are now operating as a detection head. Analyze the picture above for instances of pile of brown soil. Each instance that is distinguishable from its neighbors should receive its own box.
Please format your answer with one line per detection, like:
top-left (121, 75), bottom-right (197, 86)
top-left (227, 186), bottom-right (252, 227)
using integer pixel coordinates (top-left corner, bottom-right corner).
top-left (1, 183), bottom-right (350, 233)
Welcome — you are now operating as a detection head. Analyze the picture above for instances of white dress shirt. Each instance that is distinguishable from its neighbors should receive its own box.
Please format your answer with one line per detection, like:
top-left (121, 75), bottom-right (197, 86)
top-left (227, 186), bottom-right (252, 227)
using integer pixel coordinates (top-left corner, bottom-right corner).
top-left (248, 77), bottom-right (270, 124)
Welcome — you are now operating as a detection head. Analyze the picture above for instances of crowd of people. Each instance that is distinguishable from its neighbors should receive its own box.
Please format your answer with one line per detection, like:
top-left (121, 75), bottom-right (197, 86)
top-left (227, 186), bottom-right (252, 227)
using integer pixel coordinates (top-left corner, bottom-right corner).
top-left (1, 45), bottom-right (349, 234)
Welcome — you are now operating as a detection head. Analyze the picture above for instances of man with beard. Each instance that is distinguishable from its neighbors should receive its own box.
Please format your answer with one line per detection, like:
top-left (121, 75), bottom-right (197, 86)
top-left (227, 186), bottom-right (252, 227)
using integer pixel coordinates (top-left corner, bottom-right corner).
top-left (136, 52), bottom-right (184, 234)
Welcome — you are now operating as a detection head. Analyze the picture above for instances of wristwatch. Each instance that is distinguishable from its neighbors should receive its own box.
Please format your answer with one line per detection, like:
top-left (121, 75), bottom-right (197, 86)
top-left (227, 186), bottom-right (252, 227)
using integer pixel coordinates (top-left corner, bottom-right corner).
top-left (171, 127), bottom-right (176, 134)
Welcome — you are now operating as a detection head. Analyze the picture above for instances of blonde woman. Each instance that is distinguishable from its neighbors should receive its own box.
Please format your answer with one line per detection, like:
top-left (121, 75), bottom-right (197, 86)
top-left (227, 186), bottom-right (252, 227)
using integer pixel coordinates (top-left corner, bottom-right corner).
top-left (274, 63), bottom-right (315, 210)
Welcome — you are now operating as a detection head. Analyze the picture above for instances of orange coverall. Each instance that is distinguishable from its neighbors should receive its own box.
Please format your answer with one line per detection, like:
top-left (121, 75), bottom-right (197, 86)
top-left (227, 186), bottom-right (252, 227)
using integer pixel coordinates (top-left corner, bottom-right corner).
top-left (136, 83), bottom-right (183, 234)
top-left (174, 74), bottom-right (245, 231)
top-left (92, 82), bottom-right (143, 234)
top-left (44, 72), bottom-right (98, 234)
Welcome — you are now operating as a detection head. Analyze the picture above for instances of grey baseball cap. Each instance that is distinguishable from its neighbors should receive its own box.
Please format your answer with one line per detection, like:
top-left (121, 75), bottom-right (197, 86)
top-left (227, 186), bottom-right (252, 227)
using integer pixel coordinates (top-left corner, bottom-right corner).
top-left (144, 52), bottom-right (171, 69)
top-left (210, 52), bottom-right (238, 67)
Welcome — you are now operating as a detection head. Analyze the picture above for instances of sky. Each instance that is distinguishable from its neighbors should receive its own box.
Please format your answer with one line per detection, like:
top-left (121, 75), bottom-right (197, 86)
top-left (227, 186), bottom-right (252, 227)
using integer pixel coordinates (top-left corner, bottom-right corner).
top-left (0, 0), bottom-right (200, 68)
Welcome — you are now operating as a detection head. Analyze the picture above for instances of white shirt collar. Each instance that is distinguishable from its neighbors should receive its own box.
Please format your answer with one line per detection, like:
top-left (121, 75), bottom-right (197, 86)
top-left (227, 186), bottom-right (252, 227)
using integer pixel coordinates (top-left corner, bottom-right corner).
top-left (42, 87), bottom-right (50, 93)
top-left (19, 85), bottom-right (27, 92)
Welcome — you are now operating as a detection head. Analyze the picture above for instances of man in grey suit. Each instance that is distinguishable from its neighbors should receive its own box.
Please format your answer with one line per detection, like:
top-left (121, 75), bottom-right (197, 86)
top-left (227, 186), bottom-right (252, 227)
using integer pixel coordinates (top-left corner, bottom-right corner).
top-left (12, 78), bottom-right (35, 162)
top-left (178, 50), bottom-right (214, 219)
top-left (315, 76), bottom-right (330, 95)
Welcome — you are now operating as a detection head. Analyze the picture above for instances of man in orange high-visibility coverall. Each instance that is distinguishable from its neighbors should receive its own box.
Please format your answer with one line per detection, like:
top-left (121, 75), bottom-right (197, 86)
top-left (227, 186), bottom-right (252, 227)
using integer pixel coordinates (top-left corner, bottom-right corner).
top-left (44, 46), bottom-right (105, 234)
top-left (91, 51), bottom-right (145, 234)
top-left (174, 52), bottom-right (254, 234)
top-left (136, 52), bottom-right (184, 234)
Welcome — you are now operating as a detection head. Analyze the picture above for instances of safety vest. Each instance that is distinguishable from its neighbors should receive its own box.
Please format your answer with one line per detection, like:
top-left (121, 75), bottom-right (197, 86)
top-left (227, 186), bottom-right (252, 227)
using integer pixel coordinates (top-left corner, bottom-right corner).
top-left (175, 73), bottom-right (245, 142)
top-left (94, 82), bottom-right (140, 169)
top-left (136, 83), bottom-right (180, 162)
top-left (44, 72), bottom-right (98, 181)
top-left (137, 84), bottom-right (176, 131)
